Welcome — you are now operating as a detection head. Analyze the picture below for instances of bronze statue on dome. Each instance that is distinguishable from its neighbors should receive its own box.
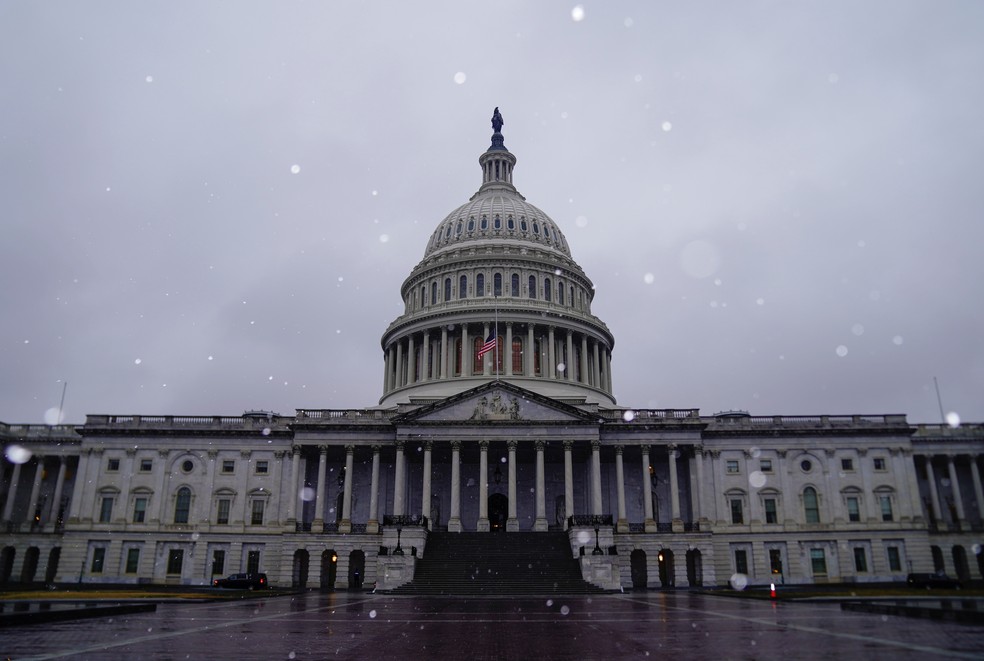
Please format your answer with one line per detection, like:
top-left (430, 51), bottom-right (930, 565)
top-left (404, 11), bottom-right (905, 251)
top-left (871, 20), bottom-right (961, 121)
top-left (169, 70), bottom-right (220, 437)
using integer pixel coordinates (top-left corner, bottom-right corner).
top-left (491, 107), bottom-right (504, 133)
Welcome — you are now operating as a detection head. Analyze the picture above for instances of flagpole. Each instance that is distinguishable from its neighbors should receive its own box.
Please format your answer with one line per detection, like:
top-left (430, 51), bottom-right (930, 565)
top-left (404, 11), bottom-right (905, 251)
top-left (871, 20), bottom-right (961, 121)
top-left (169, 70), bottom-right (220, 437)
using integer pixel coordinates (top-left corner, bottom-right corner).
top-left (494, 294), bottom-right (499, 381)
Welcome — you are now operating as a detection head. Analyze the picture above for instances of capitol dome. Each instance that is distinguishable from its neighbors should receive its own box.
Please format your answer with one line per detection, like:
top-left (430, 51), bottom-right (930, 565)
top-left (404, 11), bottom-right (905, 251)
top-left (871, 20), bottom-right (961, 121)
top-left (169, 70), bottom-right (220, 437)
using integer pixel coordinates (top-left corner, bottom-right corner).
top-left (379, 110), bottom-right (616, 407)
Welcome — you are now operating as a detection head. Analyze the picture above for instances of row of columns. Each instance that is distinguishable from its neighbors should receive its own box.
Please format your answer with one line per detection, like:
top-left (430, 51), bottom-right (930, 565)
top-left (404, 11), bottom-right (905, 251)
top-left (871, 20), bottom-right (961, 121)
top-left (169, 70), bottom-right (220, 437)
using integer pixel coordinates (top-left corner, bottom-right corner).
top-left (382, 322), bottom-right (613, 394)
top-left (921, 453), bottom-right (984, 531)
top-left (1, 455), bottom-right (70, 531)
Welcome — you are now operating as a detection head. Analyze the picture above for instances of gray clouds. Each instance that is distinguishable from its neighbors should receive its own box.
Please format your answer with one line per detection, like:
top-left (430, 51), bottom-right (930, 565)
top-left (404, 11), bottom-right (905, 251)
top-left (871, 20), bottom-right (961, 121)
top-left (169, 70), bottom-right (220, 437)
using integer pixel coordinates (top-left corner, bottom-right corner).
top-left (1, 1), bottom-right (982, 424)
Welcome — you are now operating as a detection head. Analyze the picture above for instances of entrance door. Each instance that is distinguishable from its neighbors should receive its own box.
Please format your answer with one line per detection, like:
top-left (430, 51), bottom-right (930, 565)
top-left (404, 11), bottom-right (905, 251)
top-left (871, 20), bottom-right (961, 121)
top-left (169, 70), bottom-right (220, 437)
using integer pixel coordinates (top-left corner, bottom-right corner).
top-left (630, 550), bottom-right (648, 589)
top-left (488, 493), bottom-right (508, 531)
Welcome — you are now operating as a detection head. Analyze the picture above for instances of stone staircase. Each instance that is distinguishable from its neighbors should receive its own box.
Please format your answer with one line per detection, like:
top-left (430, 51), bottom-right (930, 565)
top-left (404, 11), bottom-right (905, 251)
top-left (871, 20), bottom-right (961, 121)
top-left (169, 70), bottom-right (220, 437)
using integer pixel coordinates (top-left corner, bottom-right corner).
top-left (386, 531), bottom-right (609, 596)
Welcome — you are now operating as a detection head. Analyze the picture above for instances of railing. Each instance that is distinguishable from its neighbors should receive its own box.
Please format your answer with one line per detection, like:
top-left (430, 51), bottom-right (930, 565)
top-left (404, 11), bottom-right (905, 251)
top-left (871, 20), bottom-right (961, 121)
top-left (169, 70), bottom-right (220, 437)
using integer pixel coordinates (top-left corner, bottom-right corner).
top-left (85, 414), bottom-right (290, 428)
top-left (382, 515), bottom-right (428, 528)
top-left (295, 522), bottom-right (312, 532)
top-left (599, 409), bottom-right (701, 422)
top-left (295, 409), bottom-right (388, 421)
top-left (710, 414), bottom-right (909, 428)
top-left (683, 521), bottom-right (701, 532)
top-left (656, 522), bottom-right (673, 533)
top-left (322, 522), bottom-right (339, 533)
top-left (569, 515), bottom-right (613, 527)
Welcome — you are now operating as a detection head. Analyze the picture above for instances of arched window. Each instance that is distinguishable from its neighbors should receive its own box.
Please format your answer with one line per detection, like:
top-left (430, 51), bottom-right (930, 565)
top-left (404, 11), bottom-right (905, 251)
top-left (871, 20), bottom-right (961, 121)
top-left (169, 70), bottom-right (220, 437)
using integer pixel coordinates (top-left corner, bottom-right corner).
top-left (520, 218), bottom-right (528, 231)
top-left (544, 225), bottom-right (551, 239)
top-left (511, 273), bottom-right (520, 297)
top-left (528, 275), bottom-right (537, 299)
top-left (493, 273), bottom-right (502, 296)
top-left (459, 275), bottom-right (467, 299)
top-left (507, 215), bottom-right (515, 230)
top-left (174, 487), bottom-right (191, 524)
top-left (480, 215), bottom-right (488, 230)
top-left (533, 338), bottom-right (542, 375)
top-left (455, 220), bottom-right (463, 235)
top-left (803, 487), bottom-right (820, 523)
top-left (476, 273), bottom-right (485, 297)
top-left (570, 286), bottom-right (575, 308)
top-left (420, 285), bottom-right (425, 308)
top-left (472, 337), bottom-right (485, 375)
top-left (558, 282), bottom-right (565, 305)
top-left (467, 218), bottom-right (475, 232)
top-left (454, 339), bottom-right (463, 376)
top-left (444, 278), bottom-right (451, 302)
top-left (544, 277), bottom-right (552, 302)
top-left (512, 337), bottom-right (523, 374)
top-left (445, 224), bottom-right (452, 238)
top-left (430, 282), bottom-right (437, 306)
top-left (494, 215), bottom-right (501, 230)
top-left (533, 221), bottom-right (540, 235)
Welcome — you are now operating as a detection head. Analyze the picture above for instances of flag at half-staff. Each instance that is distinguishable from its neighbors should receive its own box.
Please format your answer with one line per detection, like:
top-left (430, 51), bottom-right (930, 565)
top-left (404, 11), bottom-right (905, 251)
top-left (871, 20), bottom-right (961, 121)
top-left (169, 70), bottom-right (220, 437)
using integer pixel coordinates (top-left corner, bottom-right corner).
top-left (477, 329), bottom-right (498, 359)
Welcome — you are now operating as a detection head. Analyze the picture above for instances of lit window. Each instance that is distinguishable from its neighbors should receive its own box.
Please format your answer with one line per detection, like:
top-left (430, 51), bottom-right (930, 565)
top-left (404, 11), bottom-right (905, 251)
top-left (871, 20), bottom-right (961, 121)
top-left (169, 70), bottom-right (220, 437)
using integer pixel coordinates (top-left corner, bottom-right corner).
top-left (769, 549), bottom-right (783, 575)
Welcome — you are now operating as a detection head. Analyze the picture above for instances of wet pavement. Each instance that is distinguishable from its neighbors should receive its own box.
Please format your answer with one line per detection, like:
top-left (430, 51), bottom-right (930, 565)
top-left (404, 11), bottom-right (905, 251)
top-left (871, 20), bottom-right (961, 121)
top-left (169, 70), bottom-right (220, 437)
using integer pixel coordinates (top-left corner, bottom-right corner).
top-left (2, 591), bottom-right (983, 660)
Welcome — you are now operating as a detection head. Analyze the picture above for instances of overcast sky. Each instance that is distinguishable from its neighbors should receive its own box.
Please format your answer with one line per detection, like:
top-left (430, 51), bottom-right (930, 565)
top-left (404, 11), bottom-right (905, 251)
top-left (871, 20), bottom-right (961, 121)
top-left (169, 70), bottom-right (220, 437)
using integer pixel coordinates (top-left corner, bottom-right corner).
top-left (2, 1), bottom-right (982, 426)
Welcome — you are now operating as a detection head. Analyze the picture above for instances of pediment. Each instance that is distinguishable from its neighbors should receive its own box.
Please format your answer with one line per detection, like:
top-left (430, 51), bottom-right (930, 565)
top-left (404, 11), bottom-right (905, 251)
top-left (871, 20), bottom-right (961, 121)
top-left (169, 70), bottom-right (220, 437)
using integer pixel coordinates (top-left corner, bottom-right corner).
top-left (394, 382), bottom-right (595, 425)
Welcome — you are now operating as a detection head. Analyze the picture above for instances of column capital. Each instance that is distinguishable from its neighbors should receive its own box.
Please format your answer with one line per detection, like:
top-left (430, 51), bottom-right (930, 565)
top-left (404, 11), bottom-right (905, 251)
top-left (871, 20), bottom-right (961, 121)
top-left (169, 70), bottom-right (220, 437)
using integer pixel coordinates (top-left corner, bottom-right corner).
top-left (563, 440), bottom-right (573, 451)
top-left (640, 444), bottom-right (650, 455)
top-left (124, 448), bottom-right (135, 457)
top-left (694, 444), bottom-right (704, 456)
top-left (207, 449), bottom-right (219, 459)
top-left (823, 448), bottom-right (836, 458)
top-left (345, 444), bottom-right (355, 454)
top-left (371, 444), bottom-right (382, 453)
top-left (614, 445), bottom-right (624, 456)
top-left (291, 445), bottom-right (302, 455)
top-left (318, 445), bottom-right (328, 455)
top-left (667, 443), bottom-right (678, 452)
top-left (535, 440), bottom-right (545, 452)
top-left (424, 440), bottom-right (434, 451)
top-left (395, 440), bottom-right (406, 451)
top-left (507, 440), bottom-right (518, 451)
top-left (157, 449), bottom-right (169, 458)
top-left (451, 440), bottom-right (462, 452)
top-left (479, 440), bottom-right (489, 451)
top-left (273, 450), bottom-right (286, 460)
top-left (241, 449), bottom-right (252, 459)
top-left (590, 440), bottom-right (601, 451)
top-left (776, 449), bottom-right (787, 458)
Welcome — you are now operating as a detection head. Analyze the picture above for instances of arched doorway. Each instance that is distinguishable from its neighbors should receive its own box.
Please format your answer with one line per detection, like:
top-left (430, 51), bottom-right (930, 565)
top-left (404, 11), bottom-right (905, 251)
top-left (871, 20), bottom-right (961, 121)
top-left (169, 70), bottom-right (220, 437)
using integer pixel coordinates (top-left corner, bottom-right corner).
top-left (931, 545), bottom-right (945, 573)
top-left (657, 549), bottom-right (675, 588)
top-left (20, 547), bottom-right (40, 583)
top-left (45, 547), bottom-right (61, 584)
top-left (0, 547), bottom-right (15, 583)
top-left (292, 549), bottom-right (310, 588)
top-left (321, 550), bottom-right (337, 591)
top-left (686, 549), bottom-right (703, 587)
top-left (953, 545), bottom-right (971, 582)
top-left (489, 493), bottom-right (508, 531)
top-left (630, 549), bottom-right (648, 589)
top-left (349, 550), bottom-right (366, 590)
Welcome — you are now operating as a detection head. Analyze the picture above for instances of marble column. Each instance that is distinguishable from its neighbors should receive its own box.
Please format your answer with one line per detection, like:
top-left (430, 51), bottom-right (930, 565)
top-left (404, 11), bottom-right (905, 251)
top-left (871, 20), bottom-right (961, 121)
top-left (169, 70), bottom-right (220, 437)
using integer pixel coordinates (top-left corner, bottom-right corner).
top-left (947, 455), bottom-right (967, 529)
top-left (591, 441), bottom-right (603, 517)
top-left (26, 456), bottom-right (45, 527)
top-left (440, 327), bottom-right (449, 379)
top-left (668, 445), bottom-right (682, 531)
top-left (505, 323), bottom-right (514, 376)
top-left (547, 327), bottom-right (557, 378)
top-left (580, 335), bottom-right (589, 385)
top-left (393, 441), bottom-right (406, 517)
top-left (46, 457), bottom-right (67, 531)
top-left (422, 330), bottom-right (431, 381)
top-left (313, 446), bottom-right (328, 528)
top-left (534, 441), bottom-right (547, 531)
top-left (367, 445), bottom-right (381, 533)
top-left (970, 457), bottom-right (984, 529)
top-left (615, 446), bottom-right (628, 532)
top-left (924, 456), bottom-right (943, 523)
top-left (339, 445), bottom-right (354, 533)
top-left (395, 341), bottom-right (404, 388)
top-left (526, 324), bottom-right (535, 375)
top-left (478, 441), bottom-right (490, 531)
top-left (694, 446), bottom-right (707, 522)
top-left (641, 445), bottom-right (655, 532)
top-left (421, 441), bottom-right (433, 526)
top-left (406, 334), bottom-right (416, 384)
top-left (564, 441), bottom-right (574, 529)
top-left (287, 445), bottom-right (300, 523)
top-left (565, 330), bottom-right (574, 380)
top-left (2, 462), bottom-right (22, 523)
top-left (507, 440), bottom-right (518, 531)
top-left (448, 441), bottom-right (462, 532)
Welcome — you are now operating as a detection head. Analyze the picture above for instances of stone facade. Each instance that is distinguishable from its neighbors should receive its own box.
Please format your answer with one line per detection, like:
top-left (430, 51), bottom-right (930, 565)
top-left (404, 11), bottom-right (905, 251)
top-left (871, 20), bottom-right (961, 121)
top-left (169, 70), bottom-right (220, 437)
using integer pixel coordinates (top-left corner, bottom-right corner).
top-left (2, 115), bottom-right (982, 591)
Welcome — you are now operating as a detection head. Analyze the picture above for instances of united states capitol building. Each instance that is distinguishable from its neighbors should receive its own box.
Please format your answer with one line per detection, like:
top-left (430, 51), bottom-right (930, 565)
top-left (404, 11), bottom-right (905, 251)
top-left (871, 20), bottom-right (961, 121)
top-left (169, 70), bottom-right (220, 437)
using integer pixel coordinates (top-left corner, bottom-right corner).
top-left (2, 112), bottom-right (982, 592)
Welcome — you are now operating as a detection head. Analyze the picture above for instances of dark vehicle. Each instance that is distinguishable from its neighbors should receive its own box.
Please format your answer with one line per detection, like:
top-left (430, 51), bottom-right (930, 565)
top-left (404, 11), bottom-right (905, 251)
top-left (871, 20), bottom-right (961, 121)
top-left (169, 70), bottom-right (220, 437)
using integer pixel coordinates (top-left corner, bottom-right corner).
top-left (212, 573), bottom-right (268, 590)
top-left (906, 571), bottom-right (960, 589)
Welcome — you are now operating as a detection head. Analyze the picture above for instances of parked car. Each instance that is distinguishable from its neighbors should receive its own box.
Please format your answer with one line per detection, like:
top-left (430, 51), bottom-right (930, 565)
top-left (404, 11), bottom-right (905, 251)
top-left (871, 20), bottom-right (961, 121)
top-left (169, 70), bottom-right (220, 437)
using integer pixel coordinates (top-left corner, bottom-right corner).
top-left (906, 571), bottom-right (960, 589)
top-left (212, 573), bottom-right (269, 590)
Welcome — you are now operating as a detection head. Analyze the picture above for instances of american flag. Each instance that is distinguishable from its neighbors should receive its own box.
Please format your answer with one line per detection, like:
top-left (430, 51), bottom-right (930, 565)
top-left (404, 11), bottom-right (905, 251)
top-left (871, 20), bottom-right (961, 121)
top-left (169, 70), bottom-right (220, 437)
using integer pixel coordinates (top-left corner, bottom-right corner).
top-left (477, 330), bottom-right (498, 359)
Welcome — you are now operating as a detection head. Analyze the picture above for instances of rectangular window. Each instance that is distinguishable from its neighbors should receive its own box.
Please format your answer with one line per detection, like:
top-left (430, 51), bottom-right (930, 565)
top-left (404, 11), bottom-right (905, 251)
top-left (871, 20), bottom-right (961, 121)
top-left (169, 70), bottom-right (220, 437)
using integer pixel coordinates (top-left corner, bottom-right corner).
top-left (887, 546), bottom-right (902, 572)
top-left (217, 499), bottom-right (230, 525)
top-left (810, 548), bottom-right (827, 575)
top-left (247, 550), bottom-right (261, 575)
top-left (139, 458), bottom-right (153, 472)
top-left (730, 499), bottom-right (744, 524)
top-left (99, 497), bottom-right (113, 523)
top-left (251, 500), bottom-right (265, 525)
top-left (873, 457), bottom-right (887, 471)
top-left (125, 548), bottom-right (140, 574)
top-left (759, 459), bottom-right (773, 473)
top-left (133, 497), bottom-right (147, 523)
top-left (764, 498), bottom-right (778, 524)
top-left (841, 458), bottom-right (854, 471)
top-left (734, 549), bottom-right (748, 575)
top-left (166, 549), bottom-right (184, 575)
top-left (107, 458), bottom-right (120, 472)
top-left (212, 550), bottom-right (226, 576)
top-left (847, 497), bottom-right (860, 522)
top-left (222, 460), bottom-right (235, 474)
top-left (769, 549), bottom-right (783, 575)
top-left (91, 547), bottom-right (105, 573)
top-left (255, 461), bottom-right (269, 474)
top-left (880, 496), bottom-right (894, 522)
top-left (853, 547), bottom-right (868, 573)
top-left (726, 460), bottom-right (740, 474)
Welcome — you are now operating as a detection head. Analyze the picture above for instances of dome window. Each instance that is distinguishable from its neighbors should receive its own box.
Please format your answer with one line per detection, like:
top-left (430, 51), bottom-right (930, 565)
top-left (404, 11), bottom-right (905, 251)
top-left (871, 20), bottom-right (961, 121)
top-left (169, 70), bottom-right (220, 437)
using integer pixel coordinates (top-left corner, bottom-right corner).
top-left (494, 215), bottom-right (501, 230)
top-left (431, 282), bottom-right (438, 306)
top-left (520, 218), bottom-right (528, 231)
top-left (507, 215), bottom-right (515, 230)
top-left (532, 221), bottom-right (540, 235)
top-left (544, 277), bottom-right (552, 302)
top-left (511, 273), bottom-right (520, 297)
top-left (445, 225), bottom-right (452, 238)
top-left (558, 282), bottom-right (565, 305)
top-left (459, 275), bottom-right (467, 299)
top-left (444, 278), bottom-right (451, 302)
top-left (528, 275), bottom-right (537, 299)
top-left (455, 220), bottom-right (463, 235)
top-left (544, 225), bottom-right (551, 239)
top-left (493, 273), bottom-right (502, 296)
top-left (476, 273), bottom-right (485, 297)
top-left (480, 215), bottom-right (488, 230)
top-left (467, 218), bottom-right (475, 232)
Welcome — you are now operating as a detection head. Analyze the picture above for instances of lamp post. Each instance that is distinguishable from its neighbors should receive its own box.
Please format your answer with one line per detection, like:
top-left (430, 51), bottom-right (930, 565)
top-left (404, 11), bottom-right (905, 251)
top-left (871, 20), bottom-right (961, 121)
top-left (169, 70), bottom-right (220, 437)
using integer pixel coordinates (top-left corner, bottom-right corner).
top-left (592, 526), bottom-right (603, 555)
top-left (394, 526), bottom-right (404, 555)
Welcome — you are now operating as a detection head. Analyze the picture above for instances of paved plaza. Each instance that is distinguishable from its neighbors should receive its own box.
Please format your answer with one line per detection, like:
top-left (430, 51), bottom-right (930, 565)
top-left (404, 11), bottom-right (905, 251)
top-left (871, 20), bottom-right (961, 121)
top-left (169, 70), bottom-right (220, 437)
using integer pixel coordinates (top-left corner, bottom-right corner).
top-left (2, 592), bottom-right (983, 660)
